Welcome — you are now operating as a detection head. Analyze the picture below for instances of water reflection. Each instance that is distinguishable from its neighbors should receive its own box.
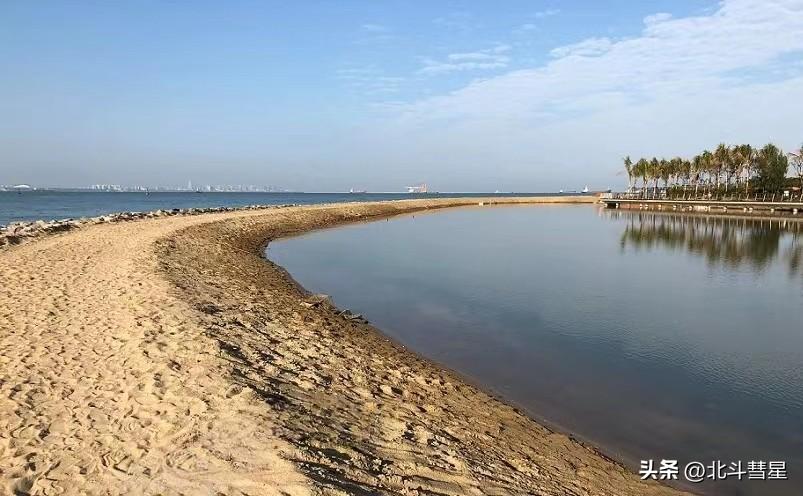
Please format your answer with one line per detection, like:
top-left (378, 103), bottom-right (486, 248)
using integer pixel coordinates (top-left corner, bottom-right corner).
top-left (605, 210), bottom-right (803, 277)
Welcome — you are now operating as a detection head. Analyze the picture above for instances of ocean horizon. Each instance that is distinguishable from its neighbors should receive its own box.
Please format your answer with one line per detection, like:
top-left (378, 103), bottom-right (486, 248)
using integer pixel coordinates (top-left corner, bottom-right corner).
top-left (0, 190), bottom-right (585, 226)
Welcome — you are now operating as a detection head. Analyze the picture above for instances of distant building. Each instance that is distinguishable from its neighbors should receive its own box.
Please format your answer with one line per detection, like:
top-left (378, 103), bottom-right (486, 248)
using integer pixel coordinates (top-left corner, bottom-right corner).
top-left (90, 184), bottom-right (123, 191)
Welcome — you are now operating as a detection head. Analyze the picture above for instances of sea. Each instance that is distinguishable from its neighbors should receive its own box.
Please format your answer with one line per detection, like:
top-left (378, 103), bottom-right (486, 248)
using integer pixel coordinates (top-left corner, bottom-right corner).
top-left (0, 190), bottom-right (573, 227)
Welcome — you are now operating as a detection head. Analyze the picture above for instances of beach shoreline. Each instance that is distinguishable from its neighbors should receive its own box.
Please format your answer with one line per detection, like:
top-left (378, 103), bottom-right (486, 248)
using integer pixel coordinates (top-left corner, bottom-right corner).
top-left (1, 196), bottom-right (687, 495)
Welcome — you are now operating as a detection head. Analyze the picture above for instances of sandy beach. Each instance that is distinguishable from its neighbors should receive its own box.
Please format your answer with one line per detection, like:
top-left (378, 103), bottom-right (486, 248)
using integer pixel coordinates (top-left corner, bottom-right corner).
top-left (0, 197), bottom-right (686, 495)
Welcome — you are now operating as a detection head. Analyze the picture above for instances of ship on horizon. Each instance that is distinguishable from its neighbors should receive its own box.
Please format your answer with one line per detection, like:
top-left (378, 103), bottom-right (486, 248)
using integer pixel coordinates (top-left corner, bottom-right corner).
top-left (405, 183), bottom-right (428, 193)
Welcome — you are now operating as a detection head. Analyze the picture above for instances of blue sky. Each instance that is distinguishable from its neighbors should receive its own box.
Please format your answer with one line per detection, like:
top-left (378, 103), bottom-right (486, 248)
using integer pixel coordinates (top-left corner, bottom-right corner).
top-left (1, 0), bottom-right (802, 191)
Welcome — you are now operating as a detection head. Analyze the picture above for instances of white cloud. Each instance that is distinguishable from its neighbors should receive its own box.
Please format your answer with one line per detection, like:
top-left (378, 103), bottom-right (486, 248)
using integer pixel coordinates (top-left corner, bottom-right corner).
top-left (355, 23), bottom-right (395, 44)
top-left (361, 23), bottom-right (389, 33)
top-left (433, 12), bottom-right (478, 32)
top-left (448, 45), bottom-right (510, 61)
top-left (549, 37), bottom-right (612, 58)
top-left (643, 12), bottom-right (672, 25)
top-left (351, 0), bottom-right (803, 190)
top-left (397, 0), bottom-right (803, 123)
top-left (448, 52), bottom-right (497, 62)
top-left (534, 9), bottom-right (560, 19)
top-left (337, 68), bottom-right (405, 94)
top-left (513, 10), bottom-right (560, 36)
top-left (419, 45), bottom-right (511, 74)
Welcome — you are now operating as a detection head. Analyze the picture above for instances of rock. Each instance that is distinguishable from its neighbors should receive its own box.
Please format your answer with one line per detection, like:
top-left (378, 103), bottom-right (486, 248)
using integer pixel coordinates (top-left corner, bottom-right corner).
top-left (0, 203), bottom-right (285, 250)
top-left (339, 309), bottom-right (367, 323)
top-left (199, 303), bottom-right (222, 315)
top-left (302, 294), bottom-right (331, 308)
top-left (44, 223), bottom-right (73, 234)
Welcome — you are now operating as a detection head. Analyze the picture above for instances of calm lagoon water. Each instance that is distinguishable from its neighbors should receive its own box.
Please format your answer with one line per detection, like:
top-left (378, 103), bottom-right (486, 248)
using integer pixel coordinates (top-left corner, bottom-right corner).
top-left (268, 205), bottom-right (803, 496)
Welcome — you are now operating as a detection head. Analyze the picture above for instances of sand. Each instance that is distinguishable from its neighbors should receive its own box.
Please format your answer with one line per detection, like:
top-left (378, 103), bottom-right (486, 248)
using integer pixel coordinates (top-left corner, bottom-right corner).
top-left (0, 197), bottom-right (686, 495)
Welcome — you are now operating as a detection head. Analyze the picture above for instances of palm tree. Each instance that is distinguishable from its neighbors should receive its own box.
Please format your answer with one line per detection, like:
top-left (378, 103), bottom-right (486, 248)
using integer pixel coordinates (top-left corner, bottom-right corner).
top-left (691, 154), bottom-right (703, 198)
top-left (725, 146), bottom-right (740, 195)
top-left (658, 158), bottom-right (670, 197)
top-left (714, 143), bottom-right (729, 195)
top-left (623, 156), bottom-right (634, 193)
top-left (681, 159), bottom-right (692, 199)
top-left (668, 157), bottom-right (683, 197)
top-left (621, 142), bottom-right (792, 200)
top-left (650, 157), bottom-right (660, 197)
top-left (733, 144), bottom-right (754, 197)
top-left (700, 150), bottom-right (714, 197)
top-left (788, 144), bottom-right (803, 201)
top-left (636, 158), bottom-right (649, 197)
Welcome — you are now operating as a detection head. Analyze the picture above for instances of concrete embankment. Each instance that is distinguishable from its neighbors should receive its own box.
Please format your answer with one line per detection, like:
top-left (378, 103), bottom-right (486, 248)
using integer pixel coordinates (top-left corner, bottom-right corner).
top-left (600, 197), bottom-right (803, 216)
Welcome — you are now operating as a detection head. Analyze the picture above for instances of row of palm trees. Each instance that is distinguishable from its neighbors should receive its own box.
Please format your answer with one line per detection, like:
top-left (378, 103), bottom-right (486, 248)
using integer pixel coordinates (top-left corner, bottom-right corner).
top-left (621, 143), bottom-right (803, 201)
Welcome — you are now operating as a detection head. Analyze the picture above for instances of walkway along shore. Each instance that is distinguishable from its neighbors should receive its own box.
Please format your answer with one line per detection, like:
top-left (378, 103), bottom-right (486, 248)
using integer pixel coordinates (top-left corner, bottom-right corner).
top-left (0, 197), bottom-right (687, 495)
top-left (600, 196), bottom-right (803, 216)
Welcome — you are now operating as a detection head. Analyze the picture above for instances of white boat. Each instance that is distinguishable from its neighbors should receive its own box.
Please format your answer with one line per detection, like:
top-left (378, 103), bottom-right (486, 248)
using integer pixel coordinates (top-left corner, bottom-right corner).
top-left (405, 183), bottom-right (428, 193)
top-left (582, 185), bottom-right (589, 193)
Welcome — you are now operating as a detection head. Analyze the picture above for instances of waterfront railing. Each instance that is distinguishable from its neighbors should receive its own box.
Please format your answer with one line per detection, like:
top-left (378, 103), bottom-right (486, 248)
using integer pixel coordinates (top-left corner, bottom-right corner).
top-left (606, 191), bottom-right (803, 203)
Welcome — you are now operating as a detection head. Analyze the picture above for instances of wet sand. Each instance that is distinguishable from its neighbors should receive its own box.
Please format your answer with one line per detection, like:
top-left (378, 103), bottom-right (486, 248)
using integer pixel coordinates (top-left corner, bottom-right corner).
top-left (0, 197), bottom-right (686, 495)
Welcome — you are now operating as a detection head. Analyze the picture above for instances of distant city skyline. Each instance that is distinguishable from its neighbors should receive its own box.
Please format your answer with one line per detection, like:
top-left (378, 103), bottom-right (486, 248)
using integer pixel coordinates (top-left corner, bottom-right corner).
top-left (87, 183), bottom-right (289, 193)
top-left (2, 0), bottom-right (802, 191)
top-left (0, 183), bottom-right (292, 193)
top-left (0, 183), bottom-right (549, 194)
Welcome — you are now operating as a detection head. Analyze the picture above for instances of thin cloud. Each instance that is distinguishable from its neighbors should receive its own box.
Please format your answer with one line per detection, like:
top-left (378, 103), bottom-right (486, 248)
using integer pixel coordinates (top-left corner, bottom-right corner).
top-left (643, 13), bottom-right (672, 25)
top-left (349, 0), bottom-right (803, 191)
top-left (513, 10), bottom-right (560, 37)
top-left (549, 37), bottom-right (612, 58)
top-left (432, 12), bottom-right (479, 32)
top-left (354, 23), bottom-right (395, 44)
top-left (397, 0), bottom-right (803, 122)
top-left (361, 23), bottom-right (390, 33)
top-left (533, 9), bottom-right (560, 19)
top-left (419, 45), bottom-right (511, 75)
top-left (336, 68), bottom-right (406, 94)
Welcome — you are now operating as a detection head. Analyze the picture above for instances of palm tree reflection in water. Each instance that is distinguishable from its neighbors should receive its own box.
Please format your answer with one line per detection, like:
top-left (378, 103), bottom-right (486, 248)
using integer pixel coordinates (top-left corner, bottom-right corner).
top-left (606, 210), bottom-right (803, 277)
